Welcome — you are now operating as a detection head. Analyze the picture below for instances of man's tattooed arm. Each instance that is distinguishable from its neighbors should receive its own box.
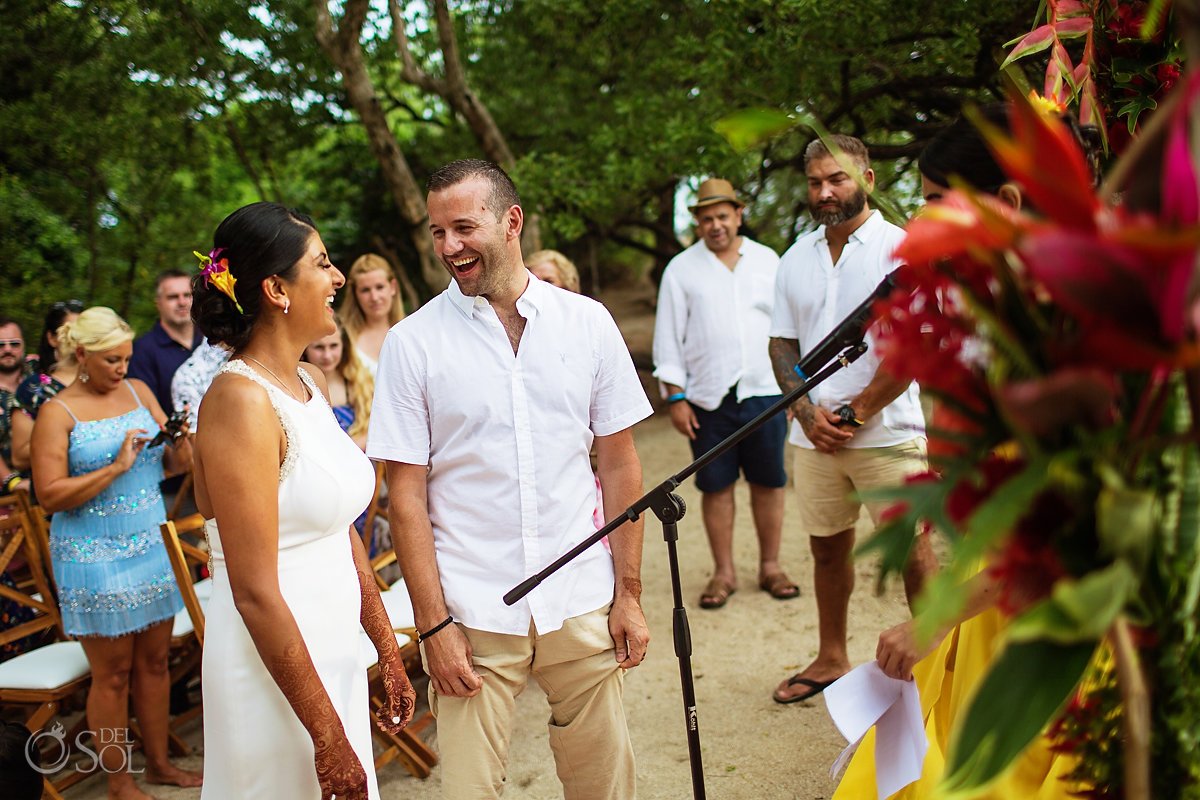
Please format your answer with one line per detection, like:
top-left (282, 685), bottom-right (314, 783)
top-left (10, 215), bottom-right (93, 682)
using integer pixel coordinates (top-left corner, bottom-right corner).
top-left (769, 336), bottom-right (815, 426)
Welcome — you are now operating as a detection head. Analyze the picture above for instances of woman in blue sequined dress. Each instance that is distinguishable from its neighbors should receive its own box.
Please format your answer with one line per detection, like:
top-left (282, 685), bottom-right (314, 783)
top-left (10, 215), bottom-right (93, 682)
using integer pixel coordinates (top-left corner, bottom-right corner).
top-left (31, 306), bottom-right (202, 800)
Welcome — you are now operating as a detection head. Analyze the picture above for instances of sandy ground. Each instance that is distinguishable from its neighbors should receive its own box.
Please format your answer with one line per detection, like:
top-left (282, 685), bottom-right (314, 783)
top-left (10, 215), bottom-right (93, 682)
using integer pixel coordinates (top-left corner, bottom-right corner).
top-left (64, 283), bottom-right (913, 800)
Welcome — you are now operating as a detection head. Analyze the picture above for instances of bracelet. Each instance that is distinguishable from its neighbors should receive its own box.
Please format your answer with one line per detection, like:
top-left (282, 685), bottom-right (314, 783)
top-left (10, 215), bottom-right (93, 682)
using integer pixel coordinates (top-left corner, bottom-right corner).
top-left (666, 392), bottom-right (687, 403)
top-left (417, 615), bottom-right (454, 644)
top-left (3, 473), bottom-right (21, 493)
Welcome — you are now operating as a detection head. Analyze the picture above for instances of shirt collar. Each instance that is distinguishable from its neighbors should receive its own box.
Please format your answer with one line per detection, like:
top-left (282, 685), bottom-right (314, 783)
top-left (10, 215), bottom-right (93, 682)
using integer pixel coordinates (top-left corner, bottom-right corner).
top-left (445, 271), bottom-right (541, 319)
top-left (150, 320), bottom-right (202, 349)
top-left (814, 208), bottom-right (883, 247)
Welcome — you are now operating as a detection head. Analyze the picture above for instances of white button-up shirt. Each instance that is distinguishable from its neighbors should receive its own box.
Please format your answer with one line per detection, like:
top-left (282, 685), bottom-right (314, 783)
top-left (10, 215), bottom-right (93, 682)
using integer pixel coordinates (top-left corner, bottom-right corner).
top-left (770, 210), bottom-right (924, 448)
top-left (367, 275), bottom-right (652, 635)
top-left (652, 238), bottom-right (782, 411)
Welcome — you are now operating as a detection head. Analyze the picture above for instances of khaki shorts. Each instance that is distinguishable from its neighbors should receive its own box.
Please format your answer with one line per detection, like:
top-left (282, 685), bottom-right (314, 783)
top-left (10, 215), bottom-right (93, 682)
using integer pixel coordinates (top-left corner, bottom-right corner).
top-left (792, 438), bottom-right (927, 537)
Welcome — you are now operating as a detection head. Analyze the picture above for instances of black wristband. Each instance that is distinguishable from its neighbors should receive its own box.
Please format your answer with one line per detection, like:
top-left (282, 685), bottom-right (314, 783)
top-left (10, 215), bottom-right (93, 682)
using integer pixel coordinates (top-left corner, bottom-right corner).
top-left (417, 615), bottom-right (454, 644)
top-left (3, 473), bottom-right (21, 493)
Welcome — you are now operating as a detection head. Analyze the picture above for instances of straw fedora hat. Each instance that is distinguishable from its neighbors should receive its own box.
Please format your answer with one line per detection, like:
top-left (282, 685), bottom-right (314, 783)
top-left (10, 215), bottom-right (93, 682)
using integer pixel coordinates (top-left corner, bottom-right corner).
top-left (688, 178), bottom-right (745, 213)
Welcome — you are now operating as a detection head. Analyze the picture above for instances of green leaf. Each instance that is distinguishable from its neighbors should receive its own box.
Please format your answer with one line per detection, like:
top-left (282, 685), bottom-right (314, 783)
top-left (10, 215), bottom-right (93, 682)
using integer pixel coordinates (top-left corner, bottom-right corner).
top-left (962, 455), bottom-right (1052, 548)
top-left (712, 108), bottom-right (795, 151)
top-left (1096, 482), bottom-right (1155, 567)
top-left (1000, 25), bottom-right (1057, 69)
top-left (944, 640), bottom-right (1095, 793)
top-left (1007, 561), bottom-right (1137, 644)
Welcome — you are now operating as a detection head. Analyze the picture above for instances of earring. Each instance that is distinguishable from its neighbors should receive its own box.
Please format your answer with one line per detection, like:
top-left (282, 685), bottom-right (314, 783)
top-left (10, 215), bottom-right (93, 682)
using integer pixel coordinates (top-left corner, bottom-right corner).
top-left (283, 300), bottom-right (290, 315)
top-left (79, 367), bottom-right (89, 384)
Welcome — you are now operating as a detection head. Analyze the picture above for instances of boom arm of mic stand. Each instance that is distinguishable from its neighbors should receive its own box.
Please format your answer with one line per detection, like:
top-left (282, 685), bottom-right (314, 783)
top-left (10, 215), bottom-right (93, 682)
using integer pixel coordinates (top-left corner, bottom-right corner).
top-left (502, 340), bottom-right (868, 603)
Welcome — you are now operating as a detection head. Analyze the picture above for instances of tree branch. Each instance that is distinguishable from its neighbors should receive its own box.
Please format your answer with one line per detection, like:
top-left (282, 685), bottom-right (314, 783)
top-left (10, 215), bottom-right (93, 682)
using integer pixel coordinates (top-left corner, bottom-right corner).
top-left (390, 0), bottom-right (444, 94)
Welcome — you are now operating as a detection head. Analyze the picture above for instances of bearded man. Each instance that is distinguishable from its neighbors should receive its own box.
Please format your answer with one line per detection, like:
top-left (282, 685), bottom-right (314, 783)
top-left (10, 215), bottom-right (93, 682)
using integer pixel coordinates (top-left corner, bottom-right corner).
top-left (766, 135), bottom-right (938, 705)
top-left (0, 315), bottom-right (32, 494)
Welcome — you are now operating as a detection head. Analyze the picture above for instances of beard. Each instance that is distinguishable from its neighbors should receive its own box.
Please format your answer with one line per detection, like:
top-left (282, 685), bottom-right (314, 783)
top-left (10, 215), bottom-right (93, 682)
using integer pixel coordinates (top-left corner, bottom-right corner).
top-left (811, 187), bottom-right (868, 227)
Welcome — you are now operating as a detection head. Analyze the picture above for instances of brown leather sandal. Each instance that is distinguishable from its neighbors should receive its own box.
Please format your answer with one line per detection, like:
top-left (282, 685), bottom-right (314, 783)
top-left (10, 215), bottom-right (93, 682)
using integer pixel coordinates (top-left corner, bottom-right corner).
top-left (759, 572), bottom-right (800, 600)
top-left (698, 577), bottom-right (736, 609)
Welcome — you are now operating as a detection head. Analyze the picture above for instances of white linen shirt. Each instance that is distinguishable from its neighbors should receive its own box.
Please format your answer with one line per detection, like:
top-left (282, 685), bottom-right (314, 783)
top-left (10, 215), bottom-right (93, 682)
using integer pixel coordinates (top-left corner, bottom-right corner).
top-left (770, 210), bottom-right (924, 449)
top-left (366, 274), bottom-right (652, 636)
top-left (652, 238), bottom-right (782, 411)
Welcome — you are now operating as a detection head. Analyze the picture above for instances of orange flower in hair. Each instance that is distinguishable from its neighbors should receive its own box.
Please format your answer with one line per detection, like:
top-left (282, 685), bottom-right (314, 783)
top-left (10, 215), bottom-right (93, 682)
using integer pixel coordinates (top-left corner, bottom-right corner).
top-left (194, 248), bottom-right (243, 313)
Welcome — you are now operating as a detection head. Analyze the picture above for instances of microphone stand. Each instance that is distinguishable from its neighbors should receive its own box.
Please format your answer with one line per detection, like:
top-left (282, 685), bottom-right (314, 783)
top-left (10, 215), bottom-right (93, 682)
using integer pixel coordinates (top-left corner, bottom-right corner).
top-left (505, 342), bottom-right (869, 799)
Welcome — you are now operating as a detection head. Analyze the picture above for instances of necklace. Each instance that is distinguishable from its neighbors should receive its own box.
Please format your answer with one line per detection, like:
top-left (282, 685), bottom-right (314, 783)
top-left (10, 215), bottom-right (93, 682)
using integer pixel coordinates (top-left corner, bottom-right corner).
top-left (240, 355), bottom-right (306, 403)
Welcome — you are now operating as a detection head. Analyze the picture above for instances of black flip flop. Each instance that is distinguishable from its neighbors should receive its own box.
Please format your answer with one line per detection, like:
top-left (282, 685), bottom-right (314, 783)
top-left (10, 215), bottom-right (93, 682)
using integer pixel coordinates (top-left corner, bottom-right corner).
top-left (773, 675), bottom-right (834, 705)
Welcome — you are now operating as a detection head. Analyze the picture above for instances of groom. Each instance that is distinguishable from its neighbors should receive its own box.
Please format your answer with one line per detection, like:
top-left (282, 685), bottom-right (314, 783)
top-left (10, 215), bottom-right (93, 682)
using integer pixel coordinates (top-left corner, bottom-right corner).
top-left (367, 159), bottom-right (652, 798)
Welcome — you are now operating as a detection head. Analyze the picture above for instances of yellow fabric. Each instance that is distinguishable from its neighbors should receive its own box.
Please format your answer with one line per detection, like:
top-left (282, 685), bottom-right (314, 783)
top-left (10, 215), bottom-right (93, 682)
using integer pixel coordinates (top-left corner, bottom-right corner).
top-left (832, 607), bottom-right (1084, 799)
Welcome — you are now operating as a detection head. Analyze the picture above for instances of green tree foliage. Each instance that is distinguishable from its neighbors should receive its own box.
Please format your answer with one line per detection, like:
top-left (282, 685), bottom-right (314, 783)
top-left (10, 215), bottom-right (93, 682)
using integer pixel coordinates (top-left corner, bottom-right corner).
top-left (4, 0), bottom-right (1039, 319)
top-left (462, 0), bottom-right (1034, 280)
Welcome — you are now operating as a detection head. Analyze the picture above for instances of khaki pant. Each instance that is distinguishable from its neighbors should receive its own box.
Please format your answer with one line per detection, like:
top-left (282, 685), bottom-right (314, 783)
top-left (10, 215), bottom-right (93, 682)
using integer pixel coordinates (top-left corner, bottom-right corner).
top-left (424, 605), bottom-right (636, 799)
top-left (792, 438), bottom-right (928, 537)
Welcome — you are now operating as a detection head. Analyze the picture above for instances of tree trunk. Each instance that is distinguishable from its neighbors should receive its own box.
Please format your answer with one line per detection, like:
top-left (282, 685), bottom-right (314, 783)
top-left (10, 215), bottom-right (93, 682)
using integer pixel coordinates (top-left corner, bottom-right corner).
top-left (390, 0), bottom-right (540, 252)
top-left (313, 0), bottom-right (447, 294)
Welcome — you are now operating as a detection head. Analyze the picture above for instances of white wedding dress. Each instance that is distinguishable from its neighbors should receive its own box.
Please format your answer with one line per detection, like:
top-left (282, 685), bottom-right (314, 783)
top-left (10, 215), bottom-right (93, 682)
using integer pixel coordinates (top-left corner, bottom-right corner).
top-left (200, 359), bottom-right (379, 799)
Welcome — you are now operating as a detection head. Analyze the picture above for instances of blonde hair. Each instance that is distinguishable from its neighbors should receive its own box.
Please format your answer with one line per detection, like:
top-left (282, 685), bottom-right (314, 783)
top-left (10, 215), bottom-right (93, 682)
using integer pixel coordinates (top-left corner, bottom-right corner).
top-left (337, 254), bottom-right (405, 337)
top-left (525, 249), bottom-right (581, 293)
top-left (337, 324), bottom-right (375, 441)
top-left (59, 307), bottom-right (134, 354)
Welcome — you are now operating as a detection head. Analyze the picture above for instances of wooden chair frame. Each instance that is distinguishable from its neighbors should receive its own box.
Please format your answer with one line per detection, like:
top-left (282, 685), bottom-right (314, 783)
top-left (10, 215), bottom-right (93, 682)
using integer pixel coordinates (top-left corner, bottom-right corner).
top-left (162, 510), bottom-right (437, 779)
top-left (0, 492), bottom-right (93, 800)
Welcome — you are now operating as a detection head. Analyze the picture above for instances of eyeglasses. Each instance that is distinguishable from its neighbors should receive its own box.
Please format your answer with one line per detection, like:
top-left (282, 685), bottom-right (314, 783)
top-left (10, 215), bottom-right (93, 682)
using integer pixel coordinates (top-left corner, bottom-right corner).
top-left (52, 300), bottom-right (84, 313)
top-left (0, 339), bottom-right (23, 349)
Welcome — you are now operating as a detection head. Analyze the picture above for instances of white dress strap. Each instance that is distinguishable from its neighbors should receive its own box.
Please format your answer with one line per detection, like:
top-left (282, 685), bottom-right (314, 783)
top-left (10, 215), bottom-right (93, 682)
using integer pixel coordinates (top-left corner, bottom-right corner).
top-left (296, 367), bottom-right (327, 409)
top-left (218, 358), bottom-right (301, 482)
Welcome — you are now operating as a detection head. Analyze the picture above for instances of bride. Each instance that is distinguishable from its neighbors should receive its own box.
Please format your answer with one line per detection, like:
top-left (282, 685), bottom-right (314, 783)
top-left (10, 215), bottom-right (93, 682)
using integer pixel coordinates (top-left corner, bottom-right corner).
top-left (190, 202), bottom-right (415, 799)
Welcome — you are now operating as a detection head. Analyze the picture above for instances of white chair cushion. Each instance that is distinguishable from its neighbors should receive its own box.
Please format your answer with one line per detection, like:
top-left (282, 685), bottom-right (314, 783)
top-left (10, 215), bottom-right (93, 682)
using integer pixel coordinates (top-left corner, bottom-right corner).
top-left (172, 610), bottom-right (195, 638)
top-left (358, 631), bottom-right (413, 670)
top-left (380, 585), bottom-right (415, 630)
top-left (193, 578), bottom-right (214, 604)
top-left (0, 641), bottom-right (90, 689)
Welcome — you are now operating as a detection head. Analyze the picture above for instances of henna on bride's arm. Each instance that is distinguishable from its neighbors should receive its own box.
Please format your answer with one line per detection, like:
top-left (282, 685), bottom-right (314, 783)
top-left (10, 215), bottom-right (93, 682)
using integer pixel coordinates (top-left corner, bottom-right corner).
top-left (268, 641), bottom-right (367, 797)
top-left (267, 640), bottom-right (342, 743)
top-left (351, 530), bottom-right (417, 730)
top-left (352, 536), bottom-right (403, 662)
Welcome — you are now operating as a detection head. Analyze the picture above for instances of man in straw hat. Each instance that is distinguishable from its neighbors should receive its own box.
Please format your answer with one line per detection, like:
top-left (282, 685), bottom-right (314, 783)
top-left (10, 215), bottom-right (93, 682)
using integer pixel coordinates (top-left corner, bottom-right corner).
top-left (652, 177), bottom-right (797, 611)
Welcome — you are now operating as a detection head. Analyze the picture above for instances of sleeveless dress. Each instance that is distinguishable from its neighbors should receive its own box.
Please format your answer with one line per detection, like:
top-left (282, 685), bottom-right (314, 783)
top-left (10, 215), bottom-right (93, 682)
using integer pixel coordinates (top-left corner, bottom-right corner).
top-left (200, 359), bottom-right (379, 800)
top-left (48, 382), bottom-right (182, 637)
top-left (833, 606), bottom-right (1085, 799)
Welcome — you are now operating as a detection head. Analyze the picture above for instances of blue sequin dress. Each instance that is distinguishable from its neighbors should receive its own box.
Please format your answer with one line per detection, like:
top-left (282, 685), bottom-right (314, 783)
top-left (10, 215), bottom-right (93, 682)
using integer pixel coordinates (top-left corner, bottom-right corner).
top-left (48, 383), bottom-right (183, 637)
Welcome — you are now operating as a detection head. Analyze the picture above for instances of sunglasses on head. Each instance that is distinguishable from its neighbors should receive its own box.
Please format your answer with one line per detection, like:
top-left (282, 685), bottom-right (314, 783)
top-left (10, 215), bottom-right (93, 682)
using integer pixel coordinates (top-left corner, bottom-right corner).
top-left (52, 299), bottom-right (83, 313)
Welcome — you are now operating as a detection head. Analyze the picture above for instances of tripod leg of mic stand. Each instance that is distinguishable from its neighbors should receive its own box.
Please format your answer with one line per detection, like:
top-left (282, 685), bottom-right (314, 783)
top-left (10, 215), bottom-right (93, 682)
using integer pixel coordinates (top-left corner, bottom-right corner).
top-left (663, 518), bottom-right (706, 799)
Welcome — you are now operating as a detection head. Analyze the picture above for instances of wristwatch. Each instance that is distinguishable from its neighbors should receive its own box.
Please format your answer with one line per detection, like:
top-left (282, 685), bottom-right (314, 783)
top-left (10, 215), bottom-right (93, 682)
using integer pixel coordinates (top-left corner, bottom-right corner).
top-left (834, 404), bottom-right (864, 428)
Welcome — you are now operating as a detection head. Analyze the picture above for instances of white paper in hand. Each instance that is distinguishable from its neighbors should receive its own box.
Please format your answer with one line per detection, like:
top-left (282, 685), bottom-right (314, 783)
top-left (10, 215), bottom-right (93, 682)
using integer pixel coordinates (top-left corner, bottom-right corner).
top-left (824, 661), bottom-right (928, 799)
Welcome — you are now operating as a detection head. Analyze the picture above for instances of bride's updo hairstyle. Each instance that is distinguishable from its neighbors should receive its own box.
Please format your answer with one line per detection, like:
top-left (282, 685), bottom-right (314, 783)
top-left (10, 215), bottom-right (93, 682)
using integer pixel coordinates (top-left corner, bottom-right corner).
top-left (192, 201), bottom-right (318, 351)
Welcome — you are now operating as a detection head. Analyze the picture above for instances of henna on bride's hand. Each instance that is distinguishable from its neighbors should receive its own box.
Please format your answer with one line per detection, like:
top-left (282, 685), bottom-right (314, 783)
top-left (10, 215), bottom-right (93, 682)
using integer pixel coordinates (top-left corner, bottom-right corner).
top-left (376, 657), bottom-right (417, 731)
top-left (313, 739), bottom-right (368, 800)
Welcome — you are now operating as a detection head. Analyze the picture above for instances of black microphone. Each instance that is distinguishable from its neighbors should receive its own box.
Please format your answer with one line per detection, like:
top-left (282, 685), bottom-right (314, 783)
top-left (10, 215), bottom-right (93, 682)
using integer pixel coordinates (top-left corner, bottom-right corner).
top-left (793, 271), bottom-right (898, 380)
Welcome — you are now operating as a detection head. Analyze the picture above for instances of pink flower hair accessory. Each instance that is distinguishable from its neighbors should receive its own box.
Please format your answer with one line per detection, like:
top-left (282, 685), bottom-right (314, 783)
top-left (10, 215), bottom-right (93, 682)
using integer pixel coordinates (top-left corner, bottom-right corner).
top-left (193, 247), bottom-right (244, 313)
